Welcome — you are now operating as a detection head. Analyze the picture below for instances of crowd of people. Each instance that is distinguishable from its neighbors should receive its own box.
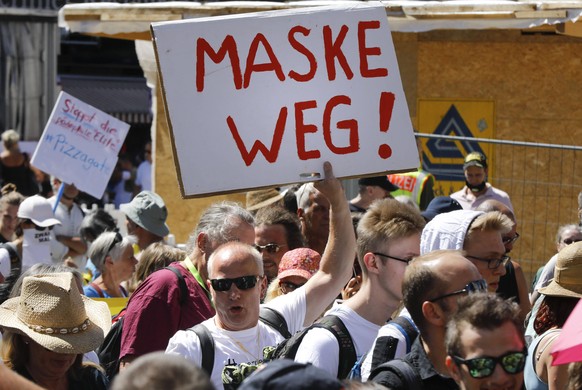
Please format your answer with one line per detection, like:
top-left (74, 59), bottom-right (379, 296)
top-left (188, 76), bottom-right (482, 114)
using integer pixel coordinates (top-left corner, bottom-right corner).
top-left (0, 131), bottom-right (580, 390)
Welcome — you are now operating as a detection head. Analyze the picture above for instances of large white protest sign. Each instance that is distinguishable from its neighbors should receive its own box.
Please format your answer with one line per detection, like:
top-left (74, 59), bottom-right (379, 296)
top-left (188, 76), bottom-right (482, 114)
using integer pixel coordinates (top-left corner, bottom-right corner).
top-left (152, 4), bottom-right (418, 198)
top-left (31, 92), bottom-right (130, 199)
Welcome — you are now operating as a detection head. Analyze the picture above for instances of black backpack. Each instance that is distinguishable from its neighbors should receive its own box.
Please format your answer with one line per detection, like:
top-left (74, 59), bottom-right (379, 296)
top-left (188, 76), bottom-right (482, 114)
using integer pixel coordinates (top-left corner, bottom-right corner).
top-left (369, 358), bottom-right (423, 390)
top-left (367, 315), bottom-right (419, 373)
top-left (97, 266), bottom-right (188, 380)
top-left (270, 314), bottom-right (356, 379)
top-left (0, 242), bottom-right (20, 272)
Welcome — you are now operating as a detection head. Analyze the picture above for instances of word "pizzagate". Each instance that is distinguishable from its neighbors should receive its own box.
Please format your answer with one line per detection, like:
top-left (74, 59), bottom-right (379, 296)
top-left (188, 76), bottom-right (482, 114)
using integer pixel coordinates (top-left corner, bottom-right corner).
top-left (45, 133), bottom-right (113, 174)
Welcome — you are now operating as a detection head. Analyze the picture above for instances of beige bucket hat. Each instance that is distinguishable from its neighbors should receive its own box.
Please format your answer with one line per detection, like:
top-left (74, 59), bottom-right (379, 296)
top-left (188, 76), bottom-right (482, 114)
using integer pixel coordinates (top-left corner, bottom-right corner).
top-left (0, 272), bottom-right (111, 354)
top-left (539, 241), bottom-right (582, 299)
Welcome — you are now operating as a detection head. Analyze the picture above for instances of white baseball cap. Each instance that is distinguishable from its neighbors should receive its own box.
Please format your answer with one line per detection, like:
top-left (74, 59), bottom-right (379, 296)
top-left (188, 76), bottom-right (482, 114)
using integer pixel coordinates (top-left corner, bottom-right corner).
top-left (17, 195), bottom-right (61, 227)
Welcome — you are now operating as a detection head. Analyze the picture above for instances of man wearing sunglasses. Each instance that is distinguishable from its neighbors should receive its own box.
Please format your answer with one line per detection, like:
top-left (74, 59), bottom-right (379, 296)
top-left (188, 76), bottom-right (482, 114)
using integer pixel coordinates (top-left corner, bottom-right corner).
top-left (253, 206), bottom-right (304, 283)
top-left (120, 201), bottom-right (255, 370)
top-left (445, 293), bottom-right (526, 390)
top-left (369, 250), bottom-right (485, 389)
top-left (166, 162), bottom-right (357, 389)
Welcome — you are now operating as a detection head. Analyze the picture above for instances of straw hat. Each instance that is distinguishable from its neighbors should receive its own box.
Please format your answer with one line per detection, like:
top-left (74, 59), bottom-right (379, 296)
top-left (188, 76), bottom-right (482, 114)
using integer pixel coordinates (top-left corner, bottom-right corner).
top-left (246, 188), bottom-right (285, 212)
top-left (539, 241), bottom-right (582, 299)
top-left (0, 273), bottom-right (111, 354)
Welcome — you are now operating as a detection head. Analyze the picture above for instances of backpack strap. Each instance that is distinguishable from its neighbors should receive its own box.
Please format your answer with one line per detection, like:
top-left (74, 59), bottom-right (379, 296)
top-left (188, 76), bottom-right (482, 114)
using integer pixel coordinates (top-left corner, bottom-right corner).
top-left (259, 307), bottom-right (291, 339)
top-left (0, 243), bottom-right (20, 270)
top-left (313, 315), bottom-right (356, 379)
top-left (165, 266), bottom-right (188, 305)
top-left (190, 324), bottom-right (215, 376)
top-left (391, 316), bottom-right (419, 353)
top-left (370, 359), bottom-right (423, 390)
top-left (369, 316), bottom-right (419, 373)
top-left (89, 282), bottom-right (106, 298)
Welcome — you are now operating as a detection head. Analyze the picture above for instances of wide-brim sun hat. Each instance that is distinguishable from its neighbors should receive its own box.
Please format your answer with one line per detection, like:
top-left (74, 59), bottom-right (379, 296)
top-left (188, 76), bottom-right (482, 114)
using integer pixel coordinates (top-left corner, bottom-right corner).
top-left (539, 241), bottom-right (582, 299)
top-left (17, 195), bottom-right (61, 227)
top-left (0, 272), bottom-right (111, 354)
top-left (120, 191), bottom-right (170, 238)
top-left (246, 188), bottom-right (285, 212)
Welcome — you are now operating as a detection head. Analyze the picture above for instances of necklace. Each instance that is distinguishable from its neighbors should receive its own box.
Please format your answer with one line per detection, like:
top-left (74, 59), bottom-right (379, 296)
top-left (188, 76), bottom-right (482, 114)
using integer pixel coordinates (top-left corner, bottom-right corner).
top-left (220, 323), bottom-right (262, 362)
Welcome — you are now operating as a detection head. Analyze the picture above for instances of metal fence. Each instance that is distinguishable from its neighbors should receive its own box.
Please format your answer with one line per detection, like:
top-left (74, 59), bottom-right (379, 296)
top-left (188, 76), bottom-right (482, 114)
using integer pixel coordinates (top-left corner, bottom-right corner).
top-left (423, 133), bottom-right (582, 286)
top-left (345, 134), bottom-right (582, 286)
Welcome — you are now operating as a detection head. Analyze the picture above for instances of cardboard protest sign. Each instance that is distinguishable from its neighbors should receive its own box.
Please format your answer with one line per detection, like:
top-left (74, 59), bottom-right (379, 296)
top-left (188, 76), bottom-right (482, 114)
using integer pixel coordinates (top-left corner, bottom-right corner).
top-left (152, 4), bottom-right (418, 198)
top-left (31, 92), bottom-right (130, 199)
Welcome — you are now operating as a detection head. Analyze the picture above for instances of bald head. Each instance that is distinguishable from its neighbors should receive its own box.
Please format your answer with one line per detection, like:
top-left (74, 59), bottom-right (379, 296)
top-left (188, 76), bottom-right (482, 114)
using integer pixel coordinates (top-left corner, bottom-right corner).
top-left (403, 250), bottom-right (482, 336)
top-left (207, 241), bottom-right (263, 279)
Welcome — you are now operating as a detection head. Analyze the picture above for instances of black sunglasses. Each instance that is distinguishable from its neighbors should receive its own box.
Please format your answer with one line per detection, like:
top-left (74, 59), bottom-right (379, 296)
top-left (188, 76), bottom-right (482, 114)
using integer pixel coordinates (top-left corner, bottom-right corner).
top-left (372, 252), bottom-right (413, 265)
top-left (502, 232), bottom-right (520, 245)
top-left (453, 349), bottom-right (527, 378)
top-left (429, 279), bottom-right (488, 302)
top-left (106, 232), bottom-right (123, 255)
top-left (253, 243), bottom-right (285, 254)
top-left (466, 255), bottom-right (510, 269)
top-left (210, 275), bottom-right (262, 292)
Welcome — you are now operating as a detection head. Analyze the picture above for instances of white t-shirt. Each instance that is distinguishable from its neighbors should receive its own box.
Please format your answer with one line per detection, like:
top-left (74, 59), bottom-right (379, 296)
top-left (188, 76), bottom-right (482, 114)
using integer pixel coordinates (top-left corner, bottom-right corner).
top-left (166, 287), bottom-right (306, 389)
top-left (49, 198), bottom-right (86, 269)
top-left (360, 309), bottom-right (416, 381)
top-left (294, 303), bottom-right (381, 378)
top-left (0, 248), bottom-right (11, 278)
top-left (135, 160), bottom-right (152, 192)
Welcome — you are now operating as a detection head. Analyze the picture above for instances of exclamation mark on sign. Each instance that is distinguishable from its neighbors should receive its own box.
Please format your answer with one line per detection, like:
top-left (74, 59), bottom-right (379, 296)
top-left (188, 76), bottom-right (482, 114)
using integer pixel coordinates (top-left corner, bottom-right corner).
top-left (378, 92), bottom-right (395, 159)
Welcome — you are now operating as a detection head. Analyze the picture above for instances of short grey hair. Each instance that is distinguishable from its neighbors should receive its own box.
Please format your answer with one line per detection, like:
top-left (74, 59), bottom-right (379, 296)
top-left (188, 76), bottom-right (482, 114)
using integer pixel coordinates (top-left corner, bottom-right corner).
top-left (207, 242), bottom-right (263, 279)
top-left (296, 183), bottom-right (316, 210)
top-left (88, 231), bottom-right (136, 272)
top-left (556, 224), bottom-right (582, 244)
top-left (185, 201), bottom-right (254, 254)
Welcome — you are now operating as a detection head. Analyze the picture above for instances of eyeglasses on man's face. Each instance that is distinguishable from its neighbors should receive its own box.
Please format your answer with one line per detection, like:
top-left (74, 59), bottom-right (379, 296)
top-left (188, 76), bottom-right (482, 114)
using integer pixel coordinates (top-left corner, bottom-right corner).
top-left (502, 232), bottom-right (520, 245)
top-left (372, 252), bottom-right (413, 265)
top-left (428, 279), bottom-right (488, 302)
top-left (253, 243), bottom-right (285, 254)
top-left (466, 255), bottom-right (510, 269)
top-left (452, 349), bottom-right (527, 378)
top-left (210, 275), bottom-right (262, 292)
